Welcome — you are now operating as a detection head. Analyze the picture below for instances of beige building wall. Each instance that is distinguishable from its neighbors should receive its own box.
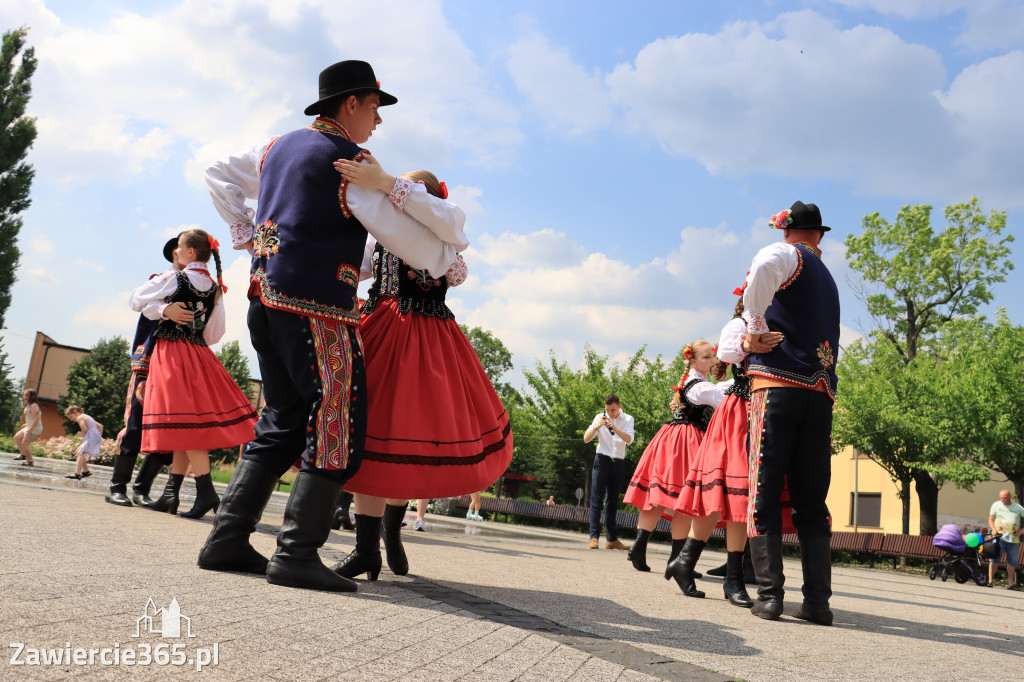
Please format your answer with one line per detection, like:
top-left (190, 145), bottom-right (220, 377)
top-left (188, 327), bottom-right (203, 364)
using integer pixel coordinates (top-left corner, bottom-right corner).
top-left (828, 446), bottom-right (1013, 535)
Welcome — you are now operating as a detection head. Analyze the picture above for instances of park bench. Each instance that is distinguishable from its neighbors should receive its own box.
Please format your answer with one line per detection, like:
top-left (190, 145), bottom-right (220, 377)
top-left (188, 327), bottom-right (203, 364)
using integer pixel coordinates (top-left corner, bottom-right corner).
top-left (450, 496), bottom-right (1016, 574)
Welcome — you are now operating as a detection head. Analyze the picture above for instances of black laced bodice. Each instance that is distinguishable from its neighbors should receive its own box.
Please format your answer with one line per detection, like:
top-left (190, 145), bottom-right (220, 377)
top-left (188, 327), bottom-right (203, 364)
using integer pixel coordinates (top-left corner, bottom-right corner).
top-left (361, 243), bottom-right (454, 320)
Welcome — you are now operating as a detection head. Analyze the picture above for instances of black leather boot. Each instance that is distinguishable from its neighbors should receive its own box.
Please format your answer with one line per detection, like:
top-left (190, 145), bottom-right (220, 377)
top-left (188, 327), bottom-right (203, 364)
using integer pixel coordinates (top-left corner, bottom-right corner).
top-left (793, 536), bottom-right (833, 626)
top-left (665, 538), bottom-right (706, 598)
top-left (265, 472), bottom-right (357, 592)
top-left (105, 455), bottom-right (136, 506)
top-left (142, 473), bottom-right (183, 514)
top-left (743, 543), bottom-right (757, 585)
top-left (198, 459), bottom-right (279, 574)
top-left (331, 491), bottom-right (355, 531)
top-left (724, 550), bottom-right (754, 607)
top-left (666, 538), bottom-right (701, 579)
top-left (131, 454), bottom-right (168, 506)
top-left (706, 561), bottom-right (727, 577)
top-left (179, 473), bottom-right (220, 519)
top-left (749, 534), bottom-right (785, 620)
top-left (628, 529), bottom-right (652, 572)
top-left (382, 503), bottom-right (409, 576)
top-left (332, 513), bottom-right (383, 581)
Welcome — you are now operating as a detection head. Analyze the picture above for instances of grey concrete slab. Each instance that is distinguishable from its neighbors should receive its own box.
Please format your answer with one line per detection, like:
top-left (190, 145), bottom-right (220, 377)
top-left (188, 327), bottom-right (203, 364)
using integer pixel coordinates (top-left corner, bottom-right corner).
top-left (3, 452), bottom-right (1023, 681)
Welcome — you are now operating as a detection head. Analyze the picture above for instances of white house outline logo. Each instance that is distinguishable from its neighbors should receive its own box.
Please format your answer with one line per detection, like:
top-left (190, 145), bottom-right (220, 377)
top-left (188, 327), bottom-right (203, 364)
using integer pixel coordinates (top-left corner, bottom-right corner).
top-left (134, 598), bottom-right (196, 639)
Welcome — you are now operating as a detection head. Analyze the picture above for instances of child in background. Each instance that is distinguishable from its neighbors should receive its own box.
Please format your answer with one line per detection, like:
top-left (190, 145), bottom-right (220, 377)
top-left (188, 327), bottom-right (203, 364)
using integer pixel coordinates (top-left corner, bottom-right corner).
top-left (13, 389), bottom-right (43, 466)
top-left (64, 406), bottom-right (102, 480)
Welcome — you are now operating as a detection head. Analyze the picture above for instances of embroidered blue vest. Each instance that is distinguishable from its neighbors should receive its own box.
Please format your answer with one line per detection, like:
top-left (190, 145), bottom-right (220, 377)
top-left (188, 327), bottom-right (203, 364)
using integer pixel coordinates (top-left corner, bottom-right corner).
top-left (129, 315), bottom-right (159, 375)
top-left (747, 243), bottom-right (840, 400)
top-left (250, 118), bottom-right (367, 324)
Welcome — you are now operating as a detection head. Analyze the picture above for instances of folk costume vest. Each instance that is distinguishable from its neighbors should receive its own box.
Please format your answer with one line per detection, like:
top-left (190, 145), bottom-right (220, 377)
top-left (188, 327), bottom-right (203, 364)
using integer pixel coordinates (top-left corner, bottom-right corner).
top-left (747, 242), bottom-right (840, 400)
top-left (154, 271), bottom-right (218, 347)
top-left (362, 243), bottom-right (454, 320)
top-left (250, 117), bottom-right (368, 324)
top-left (670, 378), bottom-right (714, 431)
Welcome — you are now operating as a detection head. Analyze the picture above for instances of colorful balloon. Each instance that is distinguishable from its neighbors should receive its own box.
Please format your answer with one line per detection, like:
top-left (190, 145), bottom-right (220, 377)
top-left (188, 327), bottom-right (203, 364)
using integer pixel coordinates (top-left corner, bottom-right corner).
top-left (965, 532), bottom-right (982, 548)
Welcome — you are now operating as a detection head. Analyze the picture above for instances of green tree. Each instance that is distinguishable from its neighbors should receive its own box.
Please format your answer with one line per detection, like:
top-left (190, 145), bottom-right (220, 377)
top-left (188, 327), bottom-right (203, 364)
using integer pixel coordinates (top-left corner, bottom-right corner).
top-left (59, 337), bottom-right (131, 436)
top-left (0, 27), bottom-right (37, 329)
top-left (844, 198), bottom-right (1014, 533)
top-left (519, 344), bottom-right (687, 504)
top-left (208, 340), bottom-right (255, 465)
top-left (0, 28), bottom-right (38, 427)
top-left (950, 313), bottom-right (1024, 503)
top-left (0, 342), bottom-right (20, 434)
top-left (216, 340), bottom-right (255, 404)
top-left (834, 336), bottom-right (993, 535)
top-left (460, 324), bottom-right (515, 400)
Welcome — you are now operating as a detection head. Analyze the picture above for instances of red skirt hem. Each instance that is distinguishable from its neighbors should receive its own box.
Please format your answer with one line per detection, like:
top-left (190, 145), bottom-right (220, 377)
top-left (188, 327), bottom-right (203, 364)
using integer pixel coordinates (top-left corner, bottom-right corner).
top-left (343, 298), bottom-right (513, 499)
top-left (141, 339), bottom-right (258, 452)
top-left (623, 422), bottom-right (703, 512)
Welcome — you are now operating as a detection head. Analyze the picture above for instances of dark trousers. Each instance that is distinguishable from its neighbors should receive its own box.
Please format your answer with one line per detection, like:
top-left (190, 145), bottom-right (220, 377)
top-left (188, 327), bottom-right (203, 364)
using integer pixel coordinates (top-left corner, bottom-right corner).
top-left (243, 299), bottom-right (366, 484)
top-left (748, 387), bottom-right (833, 537)
top-left (111, 370), bottom-right (172, 488)
top-left (590, 454), bottom-right (626, 541)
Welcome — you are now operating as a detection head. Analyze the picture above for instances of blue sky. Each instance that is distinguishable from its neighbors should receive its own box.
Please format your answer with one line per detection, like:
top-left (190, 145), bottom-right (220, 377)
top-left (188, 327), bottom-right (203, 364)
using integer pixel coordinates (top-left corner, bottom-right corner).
top-left (3, 0), bottom-right (1022, 389)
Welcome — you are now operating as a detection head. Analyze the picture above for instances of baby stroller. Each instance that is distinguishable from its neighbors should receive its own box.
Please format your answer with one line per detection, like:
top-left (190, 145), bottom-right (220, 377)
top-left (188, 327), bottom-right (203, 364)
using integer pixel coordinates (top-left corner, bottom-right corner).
top-left (929, 524), bottom-right (989, 586)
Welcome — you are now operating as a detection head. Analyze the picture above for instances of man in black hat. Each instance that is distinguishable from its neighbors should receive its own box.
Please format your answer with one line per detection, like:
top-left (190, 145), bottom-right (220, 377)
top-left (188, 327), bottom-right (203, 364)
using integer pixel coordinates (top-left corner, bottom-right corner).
top-left (105, 235), bottom-right (185, 507)
top-left (741, 201), bottom-right (839, 625)
top-left (199, 60), bottom-right (465, 592)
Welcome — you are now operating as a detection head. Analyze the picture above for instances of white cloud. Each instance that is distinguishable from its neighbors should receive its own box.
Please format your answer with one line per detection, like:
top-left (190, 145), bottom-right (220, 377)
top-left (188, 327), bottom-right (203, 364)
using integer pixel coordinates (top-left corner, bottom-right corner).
top-left (20, 267), bottom-right (60, 289)
top-left (31, 236), bottom-right (54, 257)
top-left (456, 224), bottom-right (778, 382)
top-left (4, 0), bottom-right (522, 192)
top-left (73, 292), bottom-right (138, 331)
top-left (211, 254), bottom-right (256, 367)
top-left (506, 30), bottom-right (614, 135)
top-left (466, 228), bottom-right (587, 269)
top-left (74, 259), bottom-right (109, 273)
top-left (827, 0), bottom-right (1024, 51)
top-left (601, 10), bottom-right (1024, 206)
top-left (826, 0), bottom-right (967, 19)
top-left (448, 186), bottom-right (484, 215)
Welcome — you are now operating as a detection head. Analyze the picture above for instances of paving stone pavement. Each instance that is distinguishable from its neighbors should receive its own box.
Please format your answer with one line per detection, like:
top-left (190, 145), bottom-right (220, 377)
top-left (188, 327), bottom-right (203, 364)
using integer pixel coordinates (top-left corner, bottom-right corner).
top-left (1, 454), bottom-right (1022, 681)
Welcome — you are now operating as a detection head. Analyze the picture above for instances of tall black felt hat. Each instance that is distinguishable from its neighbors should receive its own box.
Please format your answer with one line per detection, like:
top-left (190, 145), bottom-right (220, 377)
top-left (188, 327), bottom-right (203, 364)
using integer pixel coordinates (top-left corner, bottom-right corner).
top-left (163, 233), bottom-right (182, 263)
top-left (775, 201), bottom-right (831, 232)
top-left (303, 60), bottom-right (397, 116)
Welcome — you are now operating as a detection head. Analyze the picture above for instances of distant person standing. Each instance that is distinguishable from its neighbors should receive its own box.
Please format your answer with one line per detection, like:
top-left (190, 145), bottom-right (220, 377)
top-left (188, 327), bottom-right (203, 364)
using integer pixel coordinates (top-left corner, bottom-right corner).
top-left (13, 389), bottom-right (42, 466)
top-left (988, 489), bottom-right (1023, 590)
top-left (583, 394), bottom-right (635, 550)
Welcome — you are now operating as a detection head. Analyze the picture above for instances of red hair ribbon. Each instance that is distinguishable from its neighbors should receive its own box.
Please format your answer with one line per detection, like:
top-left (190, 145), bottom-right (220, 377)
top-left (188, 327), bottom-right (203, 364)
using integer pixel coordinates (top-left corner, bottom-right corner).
top-left (208, 235), bottom-right (220, 251)
top-left (669, 384), bottom-right (685, 393)
top-left (218, 276), bottom-right (228, 294)
top-left (712, 344), bottom-right (719, 354)
top-left (439, 181), bottom-right (448, 200)
top-left (733, 271), bottom-right (750, 296)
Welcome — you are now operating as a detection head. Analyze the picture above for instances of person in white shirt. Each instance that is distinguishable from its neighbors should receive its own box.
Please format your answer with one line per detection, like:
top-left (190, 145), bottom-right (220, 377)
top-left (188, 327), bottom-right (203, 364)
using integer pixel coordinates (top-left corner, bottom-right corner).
top-left (197, 60), bottom-right (466, 593)
top-left (742, 201), bottom-right (839, 625)
top-left (128, 229), bottom-right (258, 520)
top-left (583, 394), bottom-right (636, 551)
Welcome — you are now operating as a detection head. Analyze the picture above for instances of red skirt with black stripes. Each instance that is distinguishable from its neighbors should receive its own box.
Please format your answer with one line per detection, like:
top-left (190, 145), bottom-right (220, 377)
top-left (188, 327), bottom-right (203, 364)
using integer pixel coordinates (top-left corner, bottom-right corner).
top-left (342, 297), bottom-right (513, 499)
top-left (623, 420), bottom-right (704, 511)
top-left (140, 338), bottom-right (258, 452)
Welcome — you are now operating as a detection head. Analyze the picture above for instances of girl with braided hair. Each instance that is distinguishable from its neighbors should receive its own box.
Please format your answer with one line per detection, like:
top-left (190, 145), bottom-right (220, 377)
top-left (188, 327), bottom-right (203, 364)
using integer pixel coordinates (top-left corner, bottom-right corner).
top-left (623, 340), bottom-right (732, 579)
top-left (129, 229), bottom-right (258, 519)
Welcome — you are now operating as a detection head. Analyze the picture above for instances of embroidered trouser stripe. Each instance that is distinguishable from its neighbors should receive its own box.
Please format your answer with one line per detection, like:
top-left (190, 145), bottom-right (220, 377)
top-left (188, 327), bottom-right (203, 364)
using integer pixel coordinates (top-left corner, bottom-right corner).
top-left (244, 299), bottom-right (366, 483)
top-left (746, 388), bottom-right (770, 537)
top-left (747, 387), bottom-right (833, 538)
top-left (308, 317), bottom-right (363, 471)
